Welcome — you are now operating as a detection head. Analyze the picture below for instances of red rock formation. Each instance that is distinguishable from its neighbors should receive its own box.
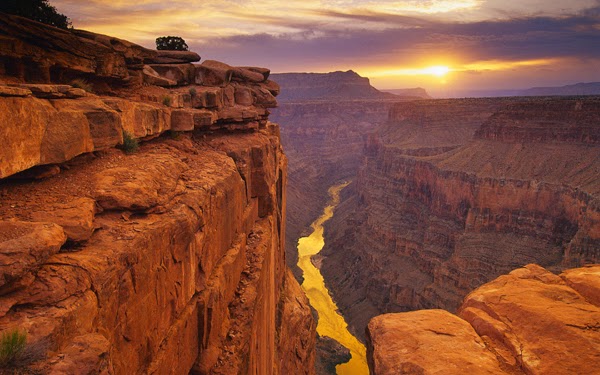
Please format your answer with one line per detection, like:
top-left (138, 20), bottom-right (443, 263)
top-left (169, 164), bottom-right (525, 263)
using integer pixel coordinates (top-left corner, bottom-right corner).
top-left (0, 14), bottom-right (314, 374)
top-left (321, 97), bottom-right (600, 340)
top-left (367, 264), bottom-right (600, 375)
top-left (272, 97), bottom-right (405, 279)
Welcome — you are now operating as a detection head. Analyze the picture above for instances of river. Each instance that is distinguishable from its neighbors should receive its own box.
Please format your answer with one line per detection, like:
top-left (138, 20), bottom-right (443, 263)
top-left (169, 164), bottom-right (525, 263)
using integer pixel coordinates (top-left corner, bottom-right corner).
top-left (297, 182), bottom-right (369, 375)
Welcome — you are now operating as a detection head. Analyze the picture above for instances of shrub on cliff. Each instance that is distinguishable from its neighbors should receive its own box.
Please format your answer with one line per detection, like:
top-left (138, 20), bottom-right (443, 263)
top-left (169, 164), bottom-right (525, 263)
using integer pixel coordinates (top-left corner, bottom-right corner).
top-left (155, 36), bottom-right (189, 51)
top-left (120, 131), bottom-right (139, 154)
top-left (0, 329), bottom-right (27, 367)
top-left (0, 0), bottom-right (71, 29)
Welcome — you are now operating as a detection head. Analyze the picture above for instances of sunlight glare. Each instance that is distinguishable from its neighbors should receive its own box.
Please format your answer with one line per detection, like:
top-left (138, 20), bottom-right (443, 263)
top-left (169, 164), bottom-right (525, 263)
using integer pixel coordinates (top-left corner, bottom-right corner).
top-left (424, 65), bottom-right (450, 77)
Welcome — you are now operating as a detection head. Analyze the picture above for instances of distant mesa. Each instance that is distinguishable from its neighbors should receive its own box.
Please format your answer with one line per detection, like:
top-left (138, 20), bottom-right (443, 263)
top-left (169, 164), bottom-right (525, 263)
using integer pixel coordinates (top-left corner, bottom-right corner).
top-left (271, 70), bottom-right (430, 102)
top-left (519, 81), bottom-right (600, 96)
top-left (443, 81), bottom-right (600, 98)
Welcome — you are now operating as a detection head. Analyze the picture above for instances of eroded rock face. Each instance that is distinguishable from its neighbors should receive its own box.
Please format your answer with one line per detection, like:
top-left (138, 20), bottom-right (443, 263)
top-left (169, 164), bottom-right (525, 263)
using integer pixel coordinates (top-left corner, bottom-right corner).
top-left (320, 97), bottom-right (600, 340)
top-left (0, 15), bottom-right (315, 375)
top-left (270, 77), bottom-right (408, 278)
top-left (367, 264), bottom-right (600, 375)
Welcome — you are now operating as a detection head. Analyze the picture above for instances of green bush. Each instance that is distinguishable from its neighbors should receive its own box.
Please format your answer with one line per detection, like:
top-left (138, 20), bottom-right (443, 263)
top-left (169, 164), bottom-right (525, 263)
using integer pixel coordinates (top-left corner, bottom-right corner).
top-left (162, 95), bottom-right (172, 107)
top-left (189, 87), bottom-right (197, 97)
top-left (121, 131), bottom-right (139, 154)
top-left (155, 36), bottom-right (188, 51)
top-left (0, 329), bottom-right (27, 367)
top-left (70, 78), bottom-right (93, 93)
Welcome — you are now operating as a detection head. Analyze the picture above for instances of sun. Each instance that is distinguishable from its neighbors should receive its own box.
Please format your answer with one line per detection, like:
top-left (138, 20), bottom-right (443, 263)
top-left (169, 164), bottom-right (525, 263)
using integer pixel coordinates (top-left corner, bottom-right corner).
top-left (423, 66), bottom-right (450, 77)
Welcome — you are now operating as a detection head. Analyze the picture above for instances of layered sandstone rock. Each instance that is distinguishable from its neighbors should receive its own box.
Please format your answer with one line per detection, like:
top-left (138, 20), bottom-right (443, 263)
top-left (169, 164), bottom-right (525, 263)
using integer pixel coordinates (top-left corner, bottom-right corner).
top-left (0, 14), bottom-right (314, 375)
top-left (321, 97), bottom-right (600, 340)
top-left (271, 70), bottom-right (398, 101)
top-left (270, 71), bottom-right (421, 279)
top-left (367, 264), bottom-right (600, 375)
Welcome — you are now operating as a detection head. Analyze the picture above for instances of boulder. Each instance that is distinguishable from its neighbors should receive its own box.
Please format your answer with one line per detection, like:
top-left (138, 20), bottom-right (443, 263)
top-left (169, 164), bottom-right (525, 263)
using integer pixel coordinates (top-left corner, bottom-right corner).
top-left (367, 310), bottom-right (508, 375)
top-left (232, 68), bottom-right (266, 83)
top-left (196, 60), bottom-right (233, 87)
top-left (143, 65), bottom-right (177, 87)
top-left (262, 80), bottom-right (280, 96)
top-left (148, 64), bottom-right (195, 86)
top-left (253, 87), bottom-right (278, 108)
top-left (0, 221), bottom-right (66, 288)
top-left (240, 67), bottom-right (270, 81)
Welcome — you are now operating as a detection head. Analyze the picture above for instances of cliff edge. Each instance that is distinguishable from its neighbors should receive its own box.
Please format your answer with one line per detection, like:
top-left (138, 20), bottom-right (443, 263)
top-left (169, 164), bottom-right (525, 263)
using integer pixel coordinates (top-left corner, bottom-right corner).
top-left (367, 264), bottom-right (600, 375)
top-left (0, 13), bottom-right (315, 374)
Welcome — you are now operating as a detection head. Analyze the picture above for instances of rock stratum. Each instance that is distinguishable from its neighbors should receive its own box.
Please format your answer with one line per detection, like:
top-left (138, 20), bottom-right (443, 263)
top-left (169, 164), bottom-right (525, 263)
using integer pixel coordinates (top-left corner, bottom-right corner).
top-left (367, 264), bottom-right (600, 375)
top-left (320, 96), bottom-right (600, 341)
top-left (0, 13), bottom-right (315, 374)
top-left (270, 71), bottom-right (422, 280)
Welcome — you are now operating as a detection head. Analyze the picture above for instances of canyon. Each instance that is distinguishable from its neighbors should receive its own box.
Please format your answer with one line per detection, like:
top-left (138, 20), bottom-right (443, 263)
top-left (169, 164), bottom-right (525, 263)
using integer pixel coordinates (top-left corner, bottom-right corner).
top-left (270, 71), bottom-right (422, 279)
top-left (0, 13), bottom-right (315, 374)
top-left (320, 96), bottom-right (600, 341)
top-left (0, 10), bottom-right (599, 375)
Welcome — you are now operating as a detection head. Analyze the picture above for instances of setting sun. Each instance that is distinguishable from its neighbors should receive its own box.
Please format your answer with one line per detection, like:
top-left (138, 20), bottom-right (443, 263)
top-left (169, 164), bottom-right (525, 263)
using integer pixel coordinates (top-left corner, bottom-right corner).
top-left (423, 65), bottom-right (450, 77)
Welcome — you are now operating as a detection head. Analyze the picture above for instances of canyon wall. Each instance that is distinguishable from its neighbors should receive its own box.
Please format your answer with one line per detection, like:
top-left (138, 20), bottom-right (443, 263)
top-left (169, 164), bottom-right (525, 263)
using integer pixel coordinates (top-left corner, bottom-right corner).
top-left (270, 72), bottom-right (423, 278)
top-left (0, 13), bottom-right (315, 374)
top-left (321, 97), bottom-right (600, 340)
top-left (367, 264), bottom-right (600, 375)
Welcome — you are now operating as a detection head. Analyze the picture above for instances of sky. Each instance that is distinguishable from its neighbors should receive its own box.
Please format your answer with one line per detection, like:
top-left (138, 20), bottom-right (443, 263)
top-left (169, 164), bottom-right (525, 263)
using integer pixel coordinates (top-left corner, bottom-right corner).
top-left (52, 0), bottom-right (600, 95)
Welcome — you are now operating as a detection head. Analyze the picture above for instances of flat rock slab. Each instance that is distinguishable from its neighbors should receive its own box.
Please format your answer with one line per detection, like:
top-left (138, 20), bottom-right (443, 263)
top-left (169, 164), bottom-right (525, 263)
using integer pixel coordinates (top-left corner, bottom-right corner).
top-left (0, 221), bottom-right (66, 288)
top-left (367, 309), bottom-right (508, 375)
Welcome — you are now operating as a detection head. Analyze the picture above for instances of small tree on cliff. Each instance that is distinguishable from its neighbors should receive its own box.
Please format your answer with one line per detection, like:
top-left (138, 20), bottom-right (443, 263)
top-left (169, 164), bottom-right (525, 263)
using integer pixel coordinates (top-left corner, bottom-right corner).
top-left (155, 36), bottom-right (189, 51)
top-left (0, 0), bottom-right (71, 29)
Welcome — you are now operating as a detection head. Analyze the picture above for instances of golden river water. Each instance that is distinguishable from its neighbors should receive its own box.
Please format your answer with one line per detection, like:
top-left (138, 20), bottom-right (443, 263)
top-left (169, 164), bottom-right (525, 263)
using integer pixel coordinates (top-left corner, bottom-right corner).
top-left (297, 182), bottom-right (369, 375)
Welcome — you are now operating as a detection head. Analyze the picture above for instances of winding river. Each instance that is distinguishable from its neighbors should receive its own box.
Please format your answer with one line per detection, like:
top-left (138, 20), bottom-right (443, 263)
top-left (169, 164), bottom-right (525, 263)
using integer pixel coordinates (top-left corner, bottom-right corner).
top-left (297, 182), bottom-right (368, 375)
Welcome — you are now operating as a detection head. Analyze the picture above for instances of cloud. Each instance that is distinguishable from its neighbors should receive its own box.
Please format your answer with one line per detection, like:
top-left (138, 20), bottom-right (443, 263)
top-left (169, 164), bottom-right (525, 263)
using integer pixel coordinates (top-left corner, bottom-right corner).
top-left (50, 0), bottom-right (600, 89)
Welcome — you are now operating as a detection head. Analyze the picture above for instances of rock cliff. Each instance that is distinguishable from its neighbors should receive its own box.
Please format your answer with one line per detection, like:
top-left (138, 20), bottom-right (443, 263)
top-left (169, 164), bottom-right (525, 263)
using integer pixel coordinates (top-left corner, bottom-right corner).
top-left (320, 97), bottom-right (600, 340)
top-left (0, 13), bottom-right (315, 374)
top-left (270, 71), bottom-right (420, 279)
top-left (367, 264), bottom-right (600, 375)
top-left (270, 70), bottom-right (398, 102)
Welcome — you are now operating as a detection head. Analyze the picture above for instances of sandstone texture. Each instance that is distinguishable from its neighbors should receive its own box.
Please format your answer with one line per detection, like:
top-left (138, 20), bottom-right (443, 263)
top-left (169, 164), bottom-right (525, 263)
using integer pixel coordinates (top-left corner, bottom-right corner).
top-left (368, 264), bottom-right (600, 375)
top-left (320, 97), bottom-right (600, 340)
top-left (0, 13), bottom-right (280, 180)
top-left (0, 14), bottom-right (314, 375)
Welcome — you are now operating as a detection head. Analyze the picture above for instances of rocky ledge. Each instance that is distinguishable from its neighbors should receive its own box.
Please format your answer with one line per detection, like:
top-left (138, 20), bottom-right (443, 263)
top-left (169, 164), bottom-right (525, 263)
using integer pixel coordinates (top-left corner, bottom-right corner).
top-left (0, 13), bottom-right (314, 375)
top-left (367, 264), bottom-right (600, 375)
